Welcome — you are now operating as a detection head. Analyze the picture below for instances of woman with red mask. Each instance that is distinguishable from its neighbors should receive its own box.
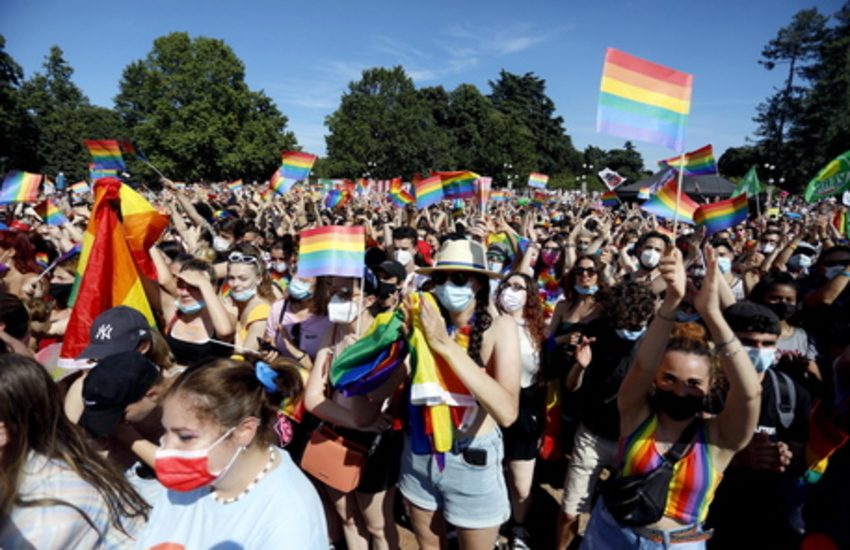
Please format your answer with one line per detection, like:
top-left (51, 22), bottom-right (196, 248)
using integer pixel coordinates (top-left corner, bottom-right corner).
top-left (136, 358), bottom-right (327, 549)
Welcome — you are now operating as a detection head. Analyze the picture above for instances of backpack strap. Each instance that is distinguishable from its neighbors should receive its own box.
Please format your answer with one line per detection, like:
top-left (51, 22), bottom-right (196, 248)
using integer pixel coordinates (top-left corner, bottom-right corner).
top-left (767, 368), bottom-right (796, 429)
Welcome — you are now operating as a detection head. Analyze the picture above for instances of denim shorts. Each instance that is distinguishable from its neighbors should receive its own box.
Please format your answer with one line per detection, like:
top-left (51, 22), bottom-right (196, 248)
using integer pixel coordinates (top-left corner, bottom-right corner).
top-left (581, 500), bottom-right (708, 550)
top-left (398, 428), bottom-right (510, 529)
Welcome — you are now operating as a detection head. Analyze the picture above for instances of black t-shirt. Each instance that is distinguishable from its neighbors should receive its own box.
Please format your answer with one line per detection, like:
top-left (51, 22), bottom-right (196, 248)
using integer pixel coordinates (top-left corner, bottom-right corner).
top-left (571, 318), bottom-right (639, 441)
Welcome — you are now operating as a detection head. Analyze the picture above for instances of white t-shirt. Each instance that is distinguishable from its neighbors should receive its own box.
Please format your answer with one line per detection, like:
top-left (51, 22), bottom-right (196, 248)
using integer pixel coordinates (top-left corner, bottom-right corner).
top-left (135, 448), bottom-right (327, 550)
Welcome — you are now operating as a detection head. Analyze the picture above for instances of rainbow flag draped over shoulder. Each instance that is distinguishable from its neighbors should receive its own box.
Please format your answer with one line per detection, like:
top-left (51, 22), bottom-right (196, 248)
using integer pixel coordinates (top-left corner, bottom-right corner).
top-left (597, 47), bottom-right (693, 153)
top-left (415, 175), bottom-right (444, 209)
top-left (435, 171), bottom-right (479, 200)
top-left (528, 173), bottom-right (549, 189)
top-left (297, 226), bottom-right (364, 278)
top-left (694, 194), bottom-right (748, 235)
top-left (640, 178), bottom-right (698, 224)
top-left (0, 171), bottom-right (42, 203)
top-left (601, 190), bottom-right (620, 207)
top-left (60, 178), bottom-right (166, 363)
top-left (659, 145), bottom-right (717, 175)
top-left (85, 140), bottom-right (125, 171)
top-left (37, 199), bottom-right (68, 226)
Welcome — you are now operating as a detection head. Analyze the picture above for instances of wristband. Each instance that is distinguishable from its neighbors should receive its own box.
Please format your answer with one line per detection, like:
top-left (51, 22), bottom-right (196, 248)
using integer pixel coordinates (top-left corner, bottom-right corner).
top-left (840, 271), bottom-right (850, 278)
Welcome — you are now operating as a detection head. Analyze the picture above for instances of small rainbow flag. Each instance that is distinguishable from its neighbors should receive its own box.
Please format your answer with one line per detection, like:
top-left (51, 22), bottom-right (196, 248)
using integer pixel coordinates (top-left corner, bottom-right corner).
top-left (435, 171), bottom-right (479, 200)
top-left (490, 190), bottom-right (509, 202)
top-left (119, 139), bottom-right (147, 162)
top-left (532, 190), bottom-right (547, 208)
top-left (694, 194), bottom-right (748, 235)
top-left (659, 145), bottom-right (717, 176)
top-left (637, 187), bottom-right (651, 200)
top-left (35, 252), bottom-right (50, 269)
top-left (597, 47), bottom-right (693, 153)
top-left (69, 181), bottom-right (90, 195)
top-left (528, 173), bottom-right (549, 189)
top-left (601, 190), bottom-right (620, 207)
top-left (0, 171), bottom-right (42, 204)
top-left (270, 167), bottom-right (294, 195)
top-left (415, 175), bottom-right (443, 209)
top-left (281, 151), bottom-right (317, 182)
top-left (389, 177), bottom-right (414, 207)
top-left (227, 179), bottom-right (243, 192)
top-left (640, 179), bottom-right (699, 224)
top-left (84, 140), bottom-right (125, 171)
top-left (89, 164), bottom-right (118, 182)
top-left (37, 199), bottom-right (69, 226)
top-left (297, 225), bottom-right (365, 279)
top-left (324, 188), bottom-right (351, 209)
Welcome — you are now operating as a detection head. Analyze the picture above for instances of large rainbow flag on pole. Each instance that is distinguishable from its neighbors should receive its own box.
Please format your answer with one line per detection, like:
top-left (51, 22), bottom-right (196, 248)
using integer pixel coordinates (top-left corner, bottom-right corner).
top-left (60, 178), bottom-right (167, 363)
top-left (659, 145), bottom-right (717, 175)
top-left (597, 47), bottom-right (693, 153)
top-left (84, 140), bottom-right (126, 171)
top-left (0, 171), bottom-right (42, 203)
top-left (297, 226), bottom-right (365, 278)
top-left (640, 178), bottom-right (699, 224)
top-left (694, 194), bottom-right (748, 235)
top-left (281, 151), bottom-right (317, 182)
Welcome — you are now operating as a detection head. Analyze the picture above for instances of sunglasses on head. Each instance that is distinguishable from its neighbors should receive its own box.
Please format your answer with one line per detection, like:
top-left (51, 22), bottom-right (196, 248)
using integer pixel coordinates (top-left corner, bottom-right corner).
top-left (431, 271), bottom-right (473, 286)
top-left (574, 267), bottom-right (597, 276)
top-left (228, 252), bottom-right (259, 265)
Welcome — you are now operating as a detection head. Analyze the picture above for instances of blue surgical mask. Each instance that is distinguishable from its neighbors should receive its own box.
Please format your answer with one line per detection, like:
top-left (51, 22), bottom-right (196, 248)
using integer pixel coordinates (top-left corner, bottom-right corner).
top-left (675, 310), bottom-right (701, 323)
top-left (288, 279), bottom-right (313, 301)
top-left (717, 257), bottom-right (732, 274)
top-left (788, 254), bottom-right (812, 272)
top-left (434, 282), bottom-right (475, 313)
top-left (745, 346), bottom-right (776, 373)
top-left (825, 265), bottom-right (846, 280)
top-left (574, 284), bottom-right (598, 296)
top-left (175, 299), bottom-right (205, 314)
top-left (231, 287), bottom-right (257, 302)
top-left (616, 327), bottom-right (645, 341)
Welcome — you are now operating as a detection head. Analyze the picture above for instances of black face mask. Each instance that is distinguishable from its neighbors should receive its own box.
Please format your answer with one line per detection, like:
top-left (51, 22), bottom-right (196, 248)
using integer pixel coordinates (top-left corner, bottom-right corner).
top-left (766, 302), bottom-right (797, 321)
top-left (652, 389), bottom-right (703, 421)
top-left (50, 283), bottom-right (73, 306)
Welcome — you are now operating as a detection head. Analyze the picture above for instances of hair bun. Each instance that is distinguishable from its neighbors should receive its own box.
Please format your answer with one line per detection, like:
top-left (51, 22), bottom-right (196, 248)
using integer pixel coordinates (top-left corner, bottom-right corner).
top-left (670, 321), bottom-right (708, 342)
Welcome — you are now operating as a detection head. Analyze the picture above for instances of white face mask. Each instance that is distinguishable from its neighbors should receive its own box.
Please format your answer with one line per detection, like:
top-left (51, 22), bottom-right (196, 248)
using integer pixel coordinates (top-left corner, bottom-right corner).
top-left (328, 294), bottom-right (359, 324)
top-left (761, 242), bottom-right (777, 254)
top-left (499, 288), bottom-right (526, 312)
top-left (488, 261), bottom-right (504, 274)
top-left (640, 249), bottom-right (661, 270)
top-left (394, 249), bottom-right (414, 267)
top-left (213, 236), bottom-right (232, 252)
top-left (270, 261), bottom-right (287, 273)
top-left (717, 257), bottom-right (732, 274)
top-left (825, 265), bottom-right (846, 280)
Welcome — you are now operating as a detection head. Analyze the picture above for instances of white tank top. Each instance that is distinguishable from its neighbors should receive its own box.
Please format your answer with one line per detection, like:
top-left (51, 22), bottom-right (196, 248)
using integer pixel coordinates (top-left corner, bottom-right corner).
top-left (516, 320), bottom-right (540, 389)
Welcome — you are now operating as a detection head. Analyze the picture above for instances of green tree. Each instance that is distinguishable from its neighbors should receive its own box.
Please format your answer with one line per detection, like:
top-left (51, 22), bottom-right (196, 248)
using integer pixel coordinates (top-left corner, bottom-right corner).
top-left (603, 141), bottom-right (644, 183)
top-left (488, 70), bottom-right (581, 177)
top-left (718, 145), bottom-right (763, 179)
top-left (115, 32), bottom-right (295, 182)
top-left (0, 35), bottom-right (37, 174)
top-left (324, 66), bottom-right (453, 178)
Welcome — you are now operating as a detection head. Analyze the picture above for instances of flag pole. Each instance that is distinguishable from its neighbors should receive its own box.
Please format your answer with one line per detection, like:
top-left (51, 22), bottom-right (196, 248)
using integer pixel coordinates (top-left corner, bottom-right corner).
top-left (671, 156), bottom-right (685, 241)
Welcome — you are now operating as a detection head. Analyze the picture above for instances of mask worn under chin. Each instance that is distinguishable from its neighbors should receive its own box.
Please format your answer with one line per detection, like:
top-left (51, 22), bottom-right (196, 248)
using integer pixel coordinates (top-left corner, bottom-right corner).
top-left (573, 284), bottom-right (598, 296)
top-left (213, 237), bottom-right (232, 252)
top-left (652, 389), bottom-right (704, 421)
top-left (615, 327), bottom-right (646, 341)
top-left (176, 299), bottom-right (206, 314)
top-left (745, 346), bottom-right (776, 373)
top-left (499, 288), bottom-right (526, 312)
top-left (154, 427), bottom-right (244, 492)
top-left (717, 257), bottom-right (732, 274)
top-left (231, 288), bottom-right (257, 302)
top-left (676, 310), bottom-right (701, 323)
top-left (640, 249), bottom-right (661, 270)
top-left (288, 279), bottom-right (313, 301)
top-left (766, 302), bottom-right (797, 321)
top-left (434, 281), bottom-right (475, 313)
top-left (328, 295), bottom-right (359, 324)
top-left (394, 250), bottom-right (414, 267)
top-left (825, 265), bottom-right (846, 280)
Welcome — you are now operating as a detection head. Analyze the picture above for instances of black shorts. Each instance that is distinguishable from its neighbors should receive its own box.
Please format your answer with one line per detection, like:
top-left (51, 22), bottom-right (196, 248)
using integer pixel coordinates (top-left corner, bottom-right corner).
top-left (502, 385), bottom-right (546, 461)
top-left (333, 426), bottom-right (404, 494)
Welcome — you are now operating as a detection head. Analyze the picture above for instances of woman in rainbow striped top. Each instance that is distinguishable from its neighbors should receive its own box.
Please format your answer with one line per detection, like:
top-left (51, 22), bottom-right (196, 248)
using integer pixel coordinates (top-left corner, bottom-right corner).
top-left (581, 245), bottom-right (762, 549)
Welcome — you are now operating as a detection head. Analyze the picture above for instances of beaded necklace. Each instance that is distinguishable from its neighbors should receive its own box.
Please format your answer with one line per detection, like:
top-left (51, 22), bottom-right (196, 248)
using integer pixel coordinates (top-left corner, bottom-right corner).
top-left (211, 446), bottom-right (277, 505)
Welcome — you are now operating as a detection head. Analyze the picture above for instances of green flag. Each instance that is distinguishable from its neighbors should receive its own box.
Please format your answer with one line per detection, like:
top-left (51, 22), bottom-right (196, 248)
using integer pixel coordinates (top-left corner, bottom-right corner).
top-left (804, 150), bottom-right (850, 203)
top-left (733, 166), bottom-right (762, 197)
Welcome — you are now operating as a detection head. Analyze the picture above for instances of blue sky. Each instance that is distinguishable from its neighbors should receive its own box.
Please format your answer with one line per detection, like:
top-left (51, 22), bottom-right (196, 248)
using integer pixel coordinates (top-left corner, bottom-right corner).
top-left (1, 0), bottom-right (844, 170)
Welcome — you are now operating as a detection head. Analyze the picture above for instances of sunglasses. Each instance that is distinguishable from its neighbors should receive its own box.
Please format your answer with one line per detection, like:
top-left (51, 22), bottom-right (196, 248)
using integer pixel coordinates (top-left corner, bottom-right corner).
top-left (228, 252), bottom-right (259, 265)
top-left (574, 267), bottom-right (598, 276)
top-left (431, 271), bottom-right (473, 286)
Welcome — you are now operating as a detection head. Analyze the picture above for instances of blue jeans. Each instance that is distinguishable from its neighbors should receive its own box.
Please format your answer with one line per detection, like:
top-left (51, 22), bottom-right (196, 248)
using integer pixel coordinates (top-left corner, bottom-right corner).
top-left (580, 500), bottom-right (707, 550)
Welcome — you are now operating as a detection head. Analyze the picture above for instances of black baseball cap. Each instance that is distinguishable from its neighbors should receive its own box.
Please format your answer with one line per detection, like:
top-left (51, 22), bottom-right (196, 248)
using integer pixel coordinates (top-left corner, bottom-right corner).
top-left (374, 260), bottom-right (407, 284)
top-left (79, 351), bottom-right (160, 438)
top-left (78, 306), bottom-right (151, 360)
top-left (723, 301), bottom-right (781, 335)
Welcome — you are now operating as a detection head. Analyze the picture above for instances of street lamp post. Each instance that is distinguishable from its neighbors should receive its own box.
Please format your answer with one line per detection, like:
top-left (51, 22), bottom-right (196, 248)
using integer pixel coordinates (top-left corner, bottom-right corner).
top-left (503, 163), bottom-right (518, 190)
top-left (580, 163), bottom-right (594, 195)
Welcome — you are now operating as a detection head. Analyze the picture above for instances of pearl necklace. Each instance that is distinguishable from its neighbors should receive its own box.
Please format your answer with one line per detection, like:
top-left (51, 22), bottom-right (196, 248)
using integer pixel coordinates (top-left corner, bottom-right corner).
top-left (212, 446), bottom-right (276, 505)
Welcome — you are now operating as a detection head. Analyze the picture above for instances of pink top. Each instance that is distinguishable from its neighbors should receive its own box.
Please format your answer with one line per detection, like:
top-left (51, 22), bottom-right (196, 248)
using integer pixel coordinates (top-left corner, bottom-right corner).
top-left (265, 300), bottom-right (332, 361)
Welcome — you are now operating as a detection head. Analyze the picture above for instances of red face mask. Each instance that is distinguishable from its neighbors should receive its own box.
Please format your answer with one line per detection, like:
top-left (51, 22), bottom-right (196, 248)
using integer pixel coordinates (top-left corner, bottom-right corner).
top-left (155, 427), bottom-right (242, 492)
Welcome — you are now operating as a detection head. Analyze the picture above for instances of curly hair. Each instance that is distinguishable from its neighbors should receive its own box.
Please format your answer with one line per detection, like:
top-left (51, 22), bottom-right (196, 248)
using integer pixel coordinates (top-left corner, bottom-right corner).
top-left (600, 281), bottom-right (657, 331)
top-left (496, 273), bottom-right (547, 352)
top-left (436, 273), bottom-right (493, 367)
top-left (559, 254), bottom-right (608, 301)
top-left (749, 271), bottom-right (799, 305)
top-left (663, 322), bottom-right (722, 393)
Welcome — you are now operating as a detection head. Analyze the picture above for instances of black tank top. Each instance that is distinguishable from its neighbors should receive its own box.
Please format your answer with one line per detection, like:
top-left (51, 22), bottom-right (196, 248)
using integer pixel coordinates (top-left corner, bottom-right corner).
top-left (164, 314), bottom-right (222, 366)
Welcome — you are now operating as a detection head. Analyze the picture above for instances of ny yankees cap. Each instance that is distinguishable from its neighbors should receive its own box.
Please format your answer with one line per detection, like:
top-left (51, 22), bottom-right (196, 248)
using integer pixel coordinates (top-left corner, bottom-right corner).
top-left (78, 306), bottom-right (152, 360)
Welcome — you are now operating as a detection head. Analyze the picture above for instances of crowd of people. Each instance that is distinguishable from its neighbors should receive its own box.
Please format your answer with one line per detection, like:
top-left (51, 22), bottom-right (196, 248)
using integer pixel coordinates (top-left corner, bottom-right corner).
top-left (1, 175), bottom-right (849, 550)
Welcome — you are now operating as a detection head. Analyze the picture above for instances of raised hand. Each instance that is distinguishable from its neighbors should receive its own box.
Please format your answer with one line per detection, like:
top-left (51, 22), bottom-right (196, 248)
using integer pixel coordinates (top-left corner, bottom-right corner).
top-left (658, 247), bottom-right (686, 305)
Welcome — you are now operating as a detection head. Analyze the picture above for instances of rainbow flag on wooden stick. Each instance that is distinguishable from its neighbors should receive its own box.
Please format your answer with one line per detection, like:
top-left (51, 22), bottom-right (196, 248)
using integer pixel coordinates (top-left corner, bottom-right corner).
top-left (297, 226), bottom-right (365, 278)
top-left (597, 47), bottom-right (693, 153)
top-left (84, 140), bottom-right (125, 171)
top-left (694, 194), bottom-right (748, 235)
top-left (640, 178), bottom-right (698, 224)
top-left (415, 175), bottom-right (443, 209)
top-left (37, 199), bottom-right (68, 226)
top-left (528, 173), bottom-right (549, 189)
top-left (0, 171), bottom-right (42, 204)
top-left (659, 144), bottom-right (717, 175)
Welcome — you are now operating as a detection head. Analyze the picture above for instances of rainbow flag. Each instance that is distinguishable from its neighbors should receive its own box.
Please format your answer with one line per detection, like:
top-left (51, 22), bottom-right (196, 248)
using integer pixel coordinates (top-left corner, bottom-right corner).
top-left (69, 181), bottom-right (90, 195)
top-left (694, 194), bottom-right (748, 235)
top-left (89, 165), bottom-right (118, 182)
top-left (532, 190), bottom-right (547, 208)
top-left (528, 172), bottom-right (549, 189)
top-left (490, 190), bottom-right (509, 202)
top-left (37, 199), bottom-right (68, 226)
top-left (35, 252), bottom-right (50, 269)
top-left (281, 151), bottom-right (317, 182)
top-left (119, 139), bottom-right (147, 161)
top-left (640, 178), bottom-right (699, 224)
top-left (637, 187), bottom-right (651, 200)
top-left (355, 178), bottom-right (369, 196)
top-left (324, 188), bottom-right (351, 209)
top-left (297, 226), bottom-right (364, 279)
top-left (435, 171), bottom-right (479, 200)
top-left (84, 140), bottom-right (125, 171)
top-left (597, 47), bottom-right (693, 153)
top-left (601, 190), bottom-right (620, 207)
top-left (227, 179), bottom-right (243, 192)
top-left (659, 145), bottom-right (717, 175)
top-left (389, 177), bottom-right (414, 206)
top-left (415, 175), bottom-right (443, 209)
top-left (270, 167), bottom-right (294, 195)
top-left (0, 171), bottom-right (42, 204)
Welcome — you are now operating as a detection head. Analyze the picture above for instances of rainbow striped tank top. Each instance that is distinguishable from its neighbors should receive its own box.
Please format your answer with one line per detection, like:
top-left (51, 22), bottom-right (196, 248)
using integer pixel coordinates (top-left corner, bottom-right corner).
top-left (618, 414), bottom-right (723, 524)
